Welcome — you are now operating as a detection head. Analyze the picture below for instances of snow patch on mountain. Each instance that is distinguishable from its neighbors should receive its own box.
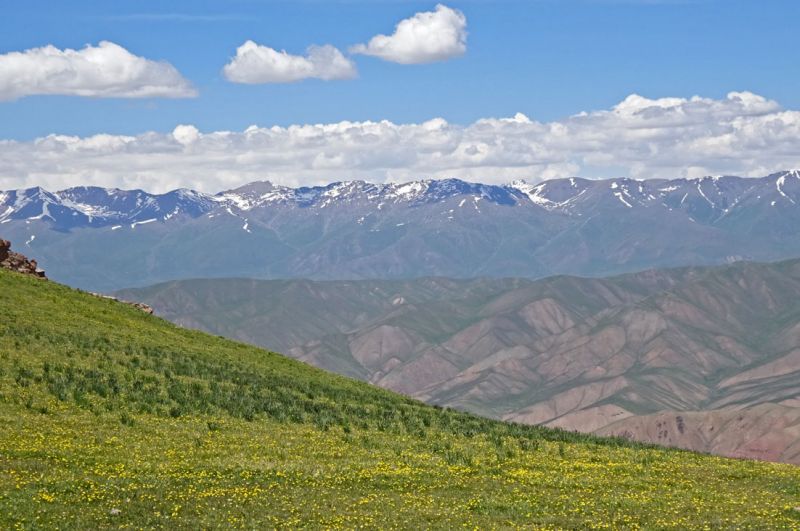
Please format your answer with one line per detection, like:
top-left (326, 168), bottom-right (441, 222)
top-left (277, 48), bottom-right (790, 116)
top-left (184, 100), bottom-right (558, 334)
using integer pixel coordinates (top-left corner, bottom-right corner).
top-left (387, 181), bottom-right (427, 201)
top-left (614, 191), bottom-right (633, 208)
top-left (776, 174), bottom-right (796, 204)
top-left (131, 218), bottom-right (157, 229)
top-left (57, 197), bottom-right (112, 220)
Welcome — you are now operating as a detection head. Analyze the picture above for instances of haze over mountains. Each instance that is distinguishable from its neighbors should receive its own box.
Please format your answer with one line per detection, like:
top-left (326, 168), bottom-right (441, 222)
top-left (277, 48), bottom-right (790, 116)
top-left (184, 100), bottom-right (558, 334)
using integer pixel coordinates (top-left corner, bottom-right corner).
top-left (119, 258), bottom-right (800, 464)
top-left (3, 170), bottom-right (800, 291)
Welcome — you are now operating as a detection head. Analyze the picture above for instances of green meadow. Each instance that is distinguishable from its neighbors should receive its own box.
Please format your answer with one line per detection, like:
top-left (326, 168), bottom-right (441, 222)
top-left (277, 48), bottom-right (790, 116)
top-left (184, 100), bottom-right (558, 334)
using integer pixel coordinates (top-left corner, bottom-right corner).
top-left (1, 269), bottom-right (799, 529)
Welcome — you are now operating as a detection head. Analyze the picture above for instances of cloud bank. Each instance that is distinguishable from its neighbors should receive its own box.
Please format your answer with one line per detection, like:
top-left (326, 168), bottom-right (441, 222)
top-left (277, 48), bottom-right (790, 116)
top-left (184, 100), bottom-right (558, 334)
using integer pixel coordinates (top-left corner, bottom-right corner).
top-left (0, 41), bottom-right (196, 100)
top-left (351, 4), bottom-right (467, 64)
top-left (223, 41), bottom-right (356, 83)
top-left (1, 92), bottom-right (799, 193)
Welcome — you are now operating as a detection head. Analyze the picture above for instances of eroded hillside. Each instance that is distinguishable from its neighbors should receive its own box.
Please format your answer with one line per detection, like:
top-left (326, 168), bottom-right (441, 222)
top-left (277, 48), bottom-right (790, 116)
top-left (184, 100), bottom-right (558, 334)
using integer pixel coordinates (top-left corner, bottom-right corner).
top-left (120, 259), bottom-right (800, 463)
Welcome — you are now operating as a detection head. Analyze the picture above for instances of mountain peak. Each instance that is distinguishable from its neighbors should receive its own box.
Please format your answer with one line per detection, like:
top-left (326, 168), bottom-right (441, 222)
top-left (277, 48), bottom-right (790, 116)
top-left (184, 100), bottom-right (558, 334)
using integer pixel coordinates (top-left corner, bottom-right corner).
top-left (223, 180), bottom-right (277, 195)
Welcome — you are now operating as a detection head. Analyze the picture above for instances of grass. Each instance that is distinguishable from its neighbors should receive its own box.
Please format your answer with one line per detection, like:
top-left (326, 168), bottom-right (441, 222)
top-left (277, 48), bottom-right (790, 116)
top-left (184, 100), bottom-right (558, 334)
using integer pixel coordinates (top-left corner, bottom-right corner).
top-left (1, 269), bottom-right (799, 529)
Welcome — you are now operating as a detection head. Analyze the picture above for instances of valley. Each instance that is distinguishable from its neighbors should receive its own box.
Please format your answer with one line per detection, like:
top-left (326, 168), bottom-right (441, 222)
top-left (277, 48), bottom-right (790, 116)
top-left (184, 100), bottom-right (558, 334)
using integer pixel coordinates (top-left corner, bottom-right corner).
top-left (119, 258), bottom-right (800, 464)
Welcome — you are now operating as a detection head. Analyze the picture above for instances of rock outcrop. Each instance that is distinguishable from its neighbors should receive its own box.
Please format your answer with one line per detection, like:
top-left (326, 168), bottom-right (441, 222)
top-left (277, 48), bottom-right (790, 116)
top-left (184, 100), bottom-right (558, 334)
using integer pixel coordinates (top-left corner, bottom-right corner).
top-left (0, 239), bottom-right (46, 278)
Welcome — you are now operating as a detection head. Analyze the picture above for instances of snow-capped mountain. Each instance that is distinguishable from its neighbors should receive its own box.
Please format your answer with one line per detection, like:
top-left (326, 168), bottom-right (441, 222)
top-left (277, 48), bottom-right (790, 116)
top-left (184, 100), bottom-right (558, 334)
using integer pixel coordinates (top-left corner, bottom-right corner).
top-left (4, 171), bottom-right (800, 229)
top-left (0, 186), bottom-right (217, 229)
top-left (2, 171), bottom-right (800, 291)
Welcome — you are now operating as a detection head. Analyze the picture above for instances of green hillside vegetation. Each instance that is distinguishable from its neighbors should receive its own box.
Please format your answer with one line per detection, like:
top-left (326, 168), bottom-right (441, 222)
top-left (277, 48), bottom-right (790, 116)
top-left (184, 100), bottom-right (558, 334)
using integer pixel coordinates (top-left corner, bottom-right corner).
top-left (116, 261), bottom-right (800, 465)
top-left (1, 269), bottom-right (799, 528)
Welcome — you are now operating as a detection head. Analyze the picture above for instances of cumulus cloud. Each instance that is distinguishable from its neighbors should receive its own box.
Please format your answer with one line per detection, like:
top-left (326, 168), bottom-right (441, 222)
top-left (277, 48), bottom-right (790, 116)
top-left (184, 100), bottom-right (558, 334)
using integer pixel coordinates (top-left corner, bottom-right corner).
top-left (350, 4), bottom-right (467, 64)
top-left (223, 41), bottom-right (357, 83)
top-left (2, 91), bottom-right (800, 193)
top-left (0, 41), bottom-right (196, 100)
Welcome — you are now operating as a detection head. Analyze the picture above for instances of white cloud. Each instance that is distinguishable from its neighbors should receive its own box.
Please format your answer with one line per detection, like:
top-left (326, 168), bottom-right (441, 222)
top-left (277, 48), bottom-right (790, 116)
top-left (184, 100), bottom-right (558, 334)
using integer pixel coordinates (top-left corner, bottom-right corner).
top-left (172, 124), bottom-right (200, 145)
top-left (223, 41), bottom-right (356, 83)
top-left (0, 41), bottom-right (196, 101)
top-left (2, 91), bottom-right (800, 193)
top-left (350, 4), bottom-right (467, 64)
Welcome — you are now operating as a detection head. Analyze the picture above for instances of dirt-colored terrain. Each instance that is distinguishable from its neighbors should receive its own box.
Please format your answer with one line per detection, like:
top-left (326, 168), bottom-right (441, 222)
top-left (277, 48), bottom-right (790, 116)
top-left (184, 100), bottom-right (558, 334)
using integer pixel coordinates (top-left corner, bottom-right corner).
top-left (120, 259), bottom-right (800, 463)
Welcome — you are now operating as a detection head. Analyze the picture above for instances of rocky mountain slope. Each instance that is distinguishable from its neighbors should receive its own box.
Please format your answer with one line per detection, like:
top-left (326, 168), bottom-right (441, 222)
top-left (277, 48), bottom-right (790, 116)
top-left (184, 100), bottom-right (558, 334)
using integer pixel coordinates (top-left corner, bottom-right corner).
top-left (119, 258), bottom-right (800, 463)
top-left (4, 171), bottom-right (800, 290)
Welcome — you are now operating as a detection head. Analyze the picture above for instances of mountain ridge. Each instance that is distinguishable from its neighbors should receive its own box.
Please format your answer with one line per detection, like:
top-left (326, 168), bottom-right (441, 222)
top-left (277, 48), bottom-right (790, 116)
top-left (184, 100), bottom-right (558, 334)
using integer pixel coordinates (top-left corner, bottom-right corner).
top-left (4, 170), bottom-right (800, 291)
top-left (4, 170), bottom-right (800, 229)
top-left (118, 257), bottom-right (800, 464)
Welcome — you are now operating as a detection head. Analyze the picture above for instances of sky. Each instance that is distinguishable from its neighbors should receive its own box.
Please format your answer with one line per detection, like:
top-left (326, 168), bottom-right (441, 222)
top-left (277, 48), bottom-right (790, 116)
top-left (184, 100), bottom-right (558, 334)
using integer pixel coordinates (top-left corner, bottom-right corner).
top-left (1, 0), bottom-right (799, 192)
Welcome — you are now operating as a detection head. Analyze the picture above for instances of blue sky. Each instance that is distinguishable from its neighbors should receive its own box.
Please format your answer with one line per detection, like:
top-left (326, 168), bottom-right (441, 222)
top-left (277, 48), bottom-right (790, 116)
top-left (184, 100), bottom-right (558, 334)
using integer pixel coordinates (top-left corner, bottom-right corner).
top-left (1, 0), bottom-right (799, 139)
top-left (1, 0), bottom-right (799, 192)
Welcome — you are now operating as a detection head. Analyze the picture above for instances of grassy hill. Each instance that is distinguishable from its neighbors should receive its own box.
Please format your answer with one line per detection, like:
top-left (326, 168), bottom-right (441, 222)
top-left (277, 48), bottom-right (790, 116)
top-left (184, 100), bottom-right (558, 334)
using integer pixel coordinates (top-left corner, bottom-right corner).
top-left (1, 269), bottom-right (800, 528)
top-left (118, 260), bottom-right (800, 463)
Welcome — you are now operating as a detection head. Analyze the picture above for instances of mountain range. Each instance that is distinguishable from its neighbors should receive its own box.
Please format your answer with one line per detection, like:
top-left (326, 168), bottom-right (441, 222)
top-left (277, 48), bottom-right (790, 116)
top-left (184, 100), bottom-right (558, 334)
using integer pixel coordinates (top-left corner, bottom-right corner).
top-left (119, 258), bottom-right (800, 464)
top-left (4, 170), bottom-right (800, 291)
